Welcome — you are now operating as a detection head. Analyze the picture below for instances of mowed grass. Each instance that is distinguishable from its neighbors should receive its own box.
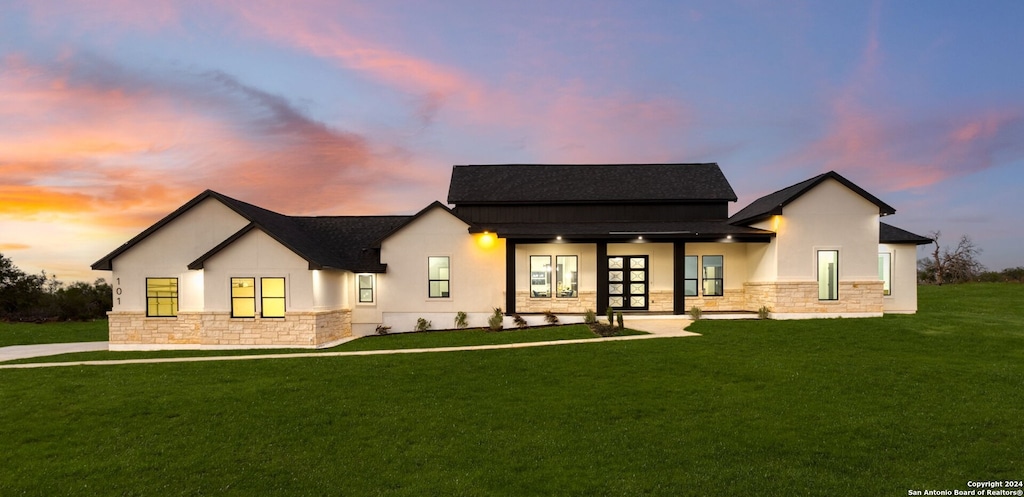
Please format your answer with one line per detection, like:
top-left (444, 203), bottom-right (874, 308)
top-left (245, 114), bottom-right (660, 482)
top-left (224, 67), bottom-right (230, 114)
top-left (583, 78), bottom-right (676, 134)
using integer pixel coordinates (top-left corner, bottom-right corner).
top-left (0, 320), bottom-right (108, 347)
top-left (1, 284), bottom-right (1022, 496)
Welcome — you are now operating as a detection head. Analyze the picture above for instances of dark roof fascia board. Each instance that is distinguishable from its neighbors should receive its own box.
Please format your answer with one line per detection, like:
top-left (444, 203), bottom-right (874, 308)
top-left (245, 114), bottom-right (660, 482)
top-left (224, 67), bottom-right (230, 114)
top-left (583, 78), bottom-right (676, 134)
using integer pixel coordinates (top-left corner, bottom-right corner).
top-left (730, 171), bottom-right (897, 226)
top-left (187, 222), bottom-right (325, 270)
top-left (371, 201), bottom-right (469, 247)
top-left (879, 222), bottom-right (933, 245)
top-left (92, 190), bottom-right (222, 270)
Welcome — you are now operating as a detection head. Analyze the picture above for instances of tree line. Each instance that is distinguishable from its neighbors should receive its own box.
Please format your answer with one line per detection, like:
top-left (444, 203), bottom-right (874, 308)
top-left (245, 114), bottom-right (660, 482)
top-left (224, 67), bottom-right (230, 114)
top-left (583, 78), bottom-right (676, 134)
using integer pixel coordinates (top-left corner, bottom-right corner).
top-left (1, 253), bottom-right (112, 322)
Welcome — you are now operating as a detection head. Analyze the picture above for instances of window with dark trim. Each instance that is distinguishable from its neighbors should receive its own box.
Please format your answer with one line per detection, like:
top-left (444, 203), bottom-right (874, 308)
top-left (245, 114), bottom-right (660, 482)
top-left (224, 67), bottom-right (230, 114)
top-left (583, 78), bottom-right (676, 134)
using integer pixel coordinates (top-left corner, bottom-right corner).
top-left (555, 255), bottom-right (578, 298)
top-left (683, 255), bottom-right (698, 297)
top-left (530, 255), bottom-right (551, 298)
top-left (702, 255), bottom-right (723, 296)
top-left (357, 274), bottom-right (375, 303)
top-left (146, 278), bottom-right (178, 317)
top-left (231, 277), bottom-right (256, 317)
top-left (818, 250), bottom-right (839, 300)
top-left (261, 277), bottom-right (286, 317)
top-left (428, 256), bottom-right (450, 298)
top-left (879, 252), bottom-right (892, 296)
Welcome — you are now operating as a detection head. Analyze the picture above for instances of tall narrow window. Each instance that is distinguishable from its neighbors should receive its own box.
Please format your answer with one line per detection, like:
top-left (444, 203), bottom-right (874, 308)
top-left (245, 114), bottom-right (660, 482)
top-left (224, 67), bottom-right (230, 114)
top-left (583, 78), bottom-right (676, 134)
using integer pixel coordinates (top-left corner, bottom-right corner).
top-left (357, 274), bottom-right (375, 303)
top-left (555, 255), bottom-right (578, 298)
top-left (530, 255), bottom-right (551, 298)
top-left (879, 252), bottom-right (892, 296)
top-left (428, 256), bottom-right (450, 298)
top-left (702, 256), bottom-right (724, 296)
top-left (231, 277), bottom-right (256, 317)
top-left (818, 250), bottom-right (839, 300)
top-left (261, 277), bottom-right (286, 317)
top-left (683, 255), bottom-right (698, 297)
top-left (146, 278), bottom-right (178, 317)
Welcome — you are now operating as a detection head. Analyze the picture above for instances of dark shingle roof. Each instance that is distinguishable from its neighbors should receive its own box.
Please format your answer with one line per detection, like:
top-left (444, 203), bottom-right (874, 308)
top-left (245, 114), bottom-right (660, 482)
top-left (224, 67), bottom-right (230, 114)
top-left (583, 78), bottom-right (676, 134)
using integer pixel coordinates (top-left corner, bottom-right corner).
top-left (92, 190), bottom-right (411, 273)
top-left (730, 171), bottom-right (896, 226)
top-left (447, 163), bottom-right (737, 204)
top-left (880, 222), bottom-right (932, 245)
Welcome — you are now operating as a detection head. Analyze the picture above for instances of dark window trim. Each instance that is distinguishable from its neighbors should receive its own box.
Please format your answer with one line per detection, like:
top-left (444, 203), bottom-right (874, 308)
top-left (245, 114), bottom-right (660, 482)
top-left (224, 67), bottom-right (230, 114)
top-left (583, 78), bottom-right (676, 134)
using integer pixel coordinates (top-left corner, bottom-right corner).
top-left (818, 250), bottom-right (840, 301)
top-left (260, 277), bottom-right (286, 318)
top-left (146, 277), bottom-right (178, 317)
top-left (555, 255), bottom-right (579, 299)
top-left (230, 277), bottom-right (256, 318)
top-left (702, 255), bottom-right (724, 297)
top-left (683, 255), bottom-right (698, 297)
top-left (428, 256), bottom-right (450, 298)
top-left (530, 255), bottom-right (552, 299)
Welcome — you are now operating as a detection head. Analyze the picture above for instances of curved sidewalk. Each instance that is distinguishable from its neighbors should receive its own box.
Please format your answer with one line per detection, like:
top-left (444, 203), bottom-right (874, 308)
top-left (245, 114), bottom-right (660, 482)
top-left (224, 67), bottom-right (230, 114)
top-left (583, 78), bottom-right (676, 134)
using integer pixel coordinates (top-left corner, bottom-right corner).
top-left (0, 341), bottom-right (110, 363)
top-left (0, 319), bottom-right (695, 370)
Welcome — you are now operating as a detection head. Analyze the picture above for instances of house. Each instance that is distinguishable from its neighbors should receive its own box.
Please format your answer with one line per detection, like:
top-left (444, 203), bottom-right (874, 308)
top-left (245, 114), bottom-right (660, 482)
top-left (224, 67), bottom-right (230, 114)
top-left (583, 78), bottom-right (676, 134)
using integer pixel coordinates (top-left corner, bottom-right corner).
top-left (92, 163), bottom-right (931, 350)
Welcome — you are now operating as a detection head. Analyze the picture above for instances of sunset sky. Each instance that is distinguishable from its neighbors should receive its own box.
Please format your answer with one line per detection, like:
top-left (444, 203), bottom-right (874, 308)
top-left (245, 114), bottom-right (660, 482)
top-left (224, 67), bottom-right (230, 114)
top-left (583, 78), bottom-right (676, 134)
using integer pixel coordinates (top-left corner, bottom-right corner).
top-left (2, 0), bottom-right (1022, 283)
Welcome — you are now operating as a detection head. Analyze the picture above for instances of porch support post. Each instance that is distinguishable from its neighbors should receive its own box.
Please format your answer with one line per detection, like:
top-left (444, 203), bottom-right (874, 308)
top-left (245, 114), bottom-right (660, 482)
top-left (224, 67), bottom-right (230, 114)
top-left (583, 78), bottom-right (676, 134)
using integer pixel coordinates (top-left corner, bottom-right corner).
top-left (673, 241), bottom-right (686, 315)
top-left (505, 239), bottom-right (516, 314)
top-left (596, 242), bottom-right (608, 312)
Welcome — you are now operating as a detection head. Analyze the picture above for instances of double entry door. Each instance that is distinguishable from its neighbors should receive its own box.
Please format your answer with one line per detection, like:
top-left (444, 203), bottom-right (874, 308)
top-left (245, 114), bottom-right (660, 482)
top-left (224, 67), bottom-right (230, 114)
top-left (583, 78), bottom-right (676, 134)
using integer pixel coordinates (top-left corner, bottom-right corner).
top-left (608, 255), bottom-right (648, 310)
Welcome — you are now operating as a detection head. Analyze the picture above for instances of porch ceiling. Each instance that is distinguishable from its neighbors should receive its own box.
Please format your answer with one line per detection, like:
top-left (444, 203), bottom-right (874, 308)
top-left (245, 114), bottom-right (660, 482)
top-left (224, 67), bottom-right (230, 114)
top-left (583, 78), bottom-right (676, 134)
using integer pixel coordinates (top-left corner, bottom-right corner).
top-left (467, 221), bottom-right (774, 242)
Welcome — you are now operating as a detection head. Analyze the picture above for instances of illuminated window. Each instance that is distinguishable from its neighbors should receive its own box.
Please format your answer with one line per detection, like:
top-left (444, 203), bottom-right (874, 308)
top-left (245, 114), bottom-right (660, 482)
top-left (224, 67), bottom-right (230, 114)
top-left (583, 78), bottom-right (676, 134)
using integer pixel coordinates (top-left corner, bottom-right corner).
top-left (146, 278), bottom-right (178, 317)
top-left (428, 256), bottom-right (450, 298)
top-left (683, 255), bottom-right (698, 296)
top-left (231, 277), bottom-right (256, 317)
top-left (530, 255), bottom-right (551, 298)
top-left (879, 252), bottom-right (892, 296)
top-left (818, 250), bottom-right (839, 300)
top-left (555, 255), bottom-right (578, 298)
top-left (261, 277), bottom-right (286, 317)
top-left (702, 255), bottom-right (723, 296)
top-left (357, 274), bottom-right (375, 303)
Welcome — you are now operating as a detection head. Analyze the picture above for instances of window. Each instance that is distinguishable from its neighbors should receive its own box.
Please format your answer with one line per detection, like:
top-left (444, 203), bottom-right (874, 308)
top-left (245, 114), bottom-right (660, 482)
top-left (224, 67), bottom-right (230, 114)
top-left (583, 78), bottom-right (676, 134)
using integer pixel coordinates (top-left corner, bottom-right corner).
top-left (146, 278), bottom-right (178, 317)
top-left (231, 278), bottom-right (256, 317)
top-left (879, 252), bottom-right (892, 296)
top-left (428, 256), bottom-right (450, 298)
top-left (683, 255), bottom-right (698, 296)
top-left (357, 274), bottom-right (375, 303)
top-left (555, 255), bottom-right (578, 298)
top-left (702, 255), bottom-right (723, 296)
top-left (530, 255), bottom-right (551, 298)
top-left (818, 250), bottom-right (839, 300)
top-left (261, 277), bottom-right (286, 317)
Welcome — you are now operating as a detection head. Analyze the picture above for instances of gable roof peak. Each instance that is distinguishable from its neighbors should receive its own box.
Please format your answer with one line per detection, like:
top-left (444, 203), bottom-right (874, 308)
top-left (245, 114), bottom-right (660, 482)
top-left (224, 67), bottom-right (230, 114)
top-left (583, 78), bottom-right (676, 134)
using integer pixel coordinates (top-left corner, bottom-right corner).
top-left (729, 170), bottom-right (897, 226)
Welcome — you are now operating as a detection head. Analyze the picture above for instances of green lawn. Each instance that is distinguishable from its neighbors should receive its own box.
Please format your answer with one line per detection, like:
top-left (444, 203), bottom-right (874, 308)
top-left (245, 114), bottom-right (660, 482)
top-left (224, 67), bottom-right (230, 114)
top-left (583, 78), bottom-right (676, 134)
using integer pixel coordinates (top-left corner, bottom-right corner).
top-left (1, 284), bottom-right (1022, 496)
top-left (0, 320), bottom-right (108, 347)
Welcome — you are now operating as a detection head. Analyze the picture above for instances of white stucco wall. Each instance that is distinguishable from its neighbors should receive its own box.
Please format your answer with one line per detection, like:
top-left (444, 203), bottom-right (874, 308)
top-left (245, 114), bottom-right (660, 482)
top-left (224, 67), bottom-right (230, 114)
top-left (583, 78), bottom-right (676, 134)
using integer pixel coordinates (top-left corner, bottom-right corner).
top-left (201, 229), bottom-right (314, 312)
top-left (108, 198), bottom-right (250, 312)
top-left (879, 243), bottom-right (919, 313)
top-left (775, 178), bottom-right (881, 281)
top-left (746, 219), bottom-right (779, 282)
top-left (374, 206), bottom-right (506, 333)
top-left (685, 242), bottom-right (749, 291)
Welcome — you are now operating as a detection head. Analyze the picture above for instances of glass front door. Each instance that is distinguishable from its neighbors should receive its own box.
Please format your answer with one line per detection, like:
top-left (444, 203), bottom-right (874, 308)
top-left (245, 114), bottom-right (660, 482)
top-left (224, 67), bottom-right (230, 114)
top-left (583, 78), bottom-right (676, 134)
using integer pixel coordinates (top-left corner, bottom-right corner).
top-left (608, 256), bottom-right (648, 310)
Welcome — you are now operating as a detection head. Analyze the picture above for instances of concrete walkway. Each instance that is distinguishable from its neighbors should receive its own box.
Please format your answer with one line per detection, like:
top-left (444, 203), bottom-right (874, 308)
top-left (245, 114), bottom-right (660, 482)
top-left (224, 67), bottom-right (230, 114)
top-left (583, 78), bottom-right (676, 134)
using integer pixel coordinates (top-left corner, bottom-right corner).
top-left (0, 341), bottom-right (109, 362)
top-left (0, 319), bottom-right (695, 370)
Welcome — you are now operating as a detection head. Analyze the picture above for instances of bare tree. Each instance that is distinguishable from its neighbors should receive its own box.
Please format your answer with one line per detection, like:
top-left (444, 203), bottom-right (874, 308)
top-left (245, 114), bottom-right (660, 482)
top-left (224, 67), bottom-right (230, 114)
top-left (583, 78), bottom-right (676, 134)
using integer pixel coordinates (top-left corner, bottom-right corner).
top-left (922, 231), bottom-right (985, 285)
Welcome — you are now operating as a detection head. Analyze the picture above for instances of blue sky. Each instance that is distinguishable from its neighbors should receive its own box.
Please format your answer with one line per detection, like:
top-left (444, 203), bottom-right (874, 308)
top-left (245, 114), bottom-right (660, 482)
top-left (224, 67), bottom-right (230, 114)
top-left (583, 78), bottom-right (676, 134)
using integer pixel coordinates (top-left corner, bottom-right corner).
top-left (1, 0), bottom-right (1021, 281)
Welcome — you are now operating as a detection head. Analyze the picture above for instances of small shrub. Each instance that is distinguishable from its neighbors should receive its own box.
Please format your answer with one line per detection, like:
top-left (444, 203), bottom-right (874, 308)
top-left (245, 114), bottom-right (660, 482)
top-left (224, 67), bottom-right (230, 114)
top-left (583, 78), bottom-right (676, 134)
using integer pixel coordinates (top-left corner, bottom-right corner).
top-left (606, 307), bottom-right (615, 326)
top-left (454, 311), bottom-right (468, 329)
top-left (488, 307), bottom-right (504, 331)
top-left (758, 305), bottom-right (771, 320)
top-left (689, 306), bottom-right (702, 320)
top-left (616, 311), bottom-right (624, 329)
top-left (512, 314), bottom-right (528, 328)
top-left (543, 311), bottom-right (559, 325)
top-left (414, 318), bottom-right (432, 332)
top-left (375, 324), bottom-right (391, 335)
top-left (583, 308), bottom-right (597, 324)
top-left (590, 322), bottom-right (619, 337)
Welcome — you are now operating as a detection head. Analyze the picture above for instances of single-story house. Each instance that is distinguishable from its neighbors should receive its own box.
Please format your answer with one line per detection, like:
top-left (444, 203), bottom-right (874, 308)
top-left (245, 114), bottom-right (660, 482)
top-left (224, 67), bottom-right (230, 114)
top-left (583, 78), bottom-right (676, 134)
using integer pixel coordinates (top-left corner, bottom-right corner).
top-left (92, 163), bottom-right (931, 350)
